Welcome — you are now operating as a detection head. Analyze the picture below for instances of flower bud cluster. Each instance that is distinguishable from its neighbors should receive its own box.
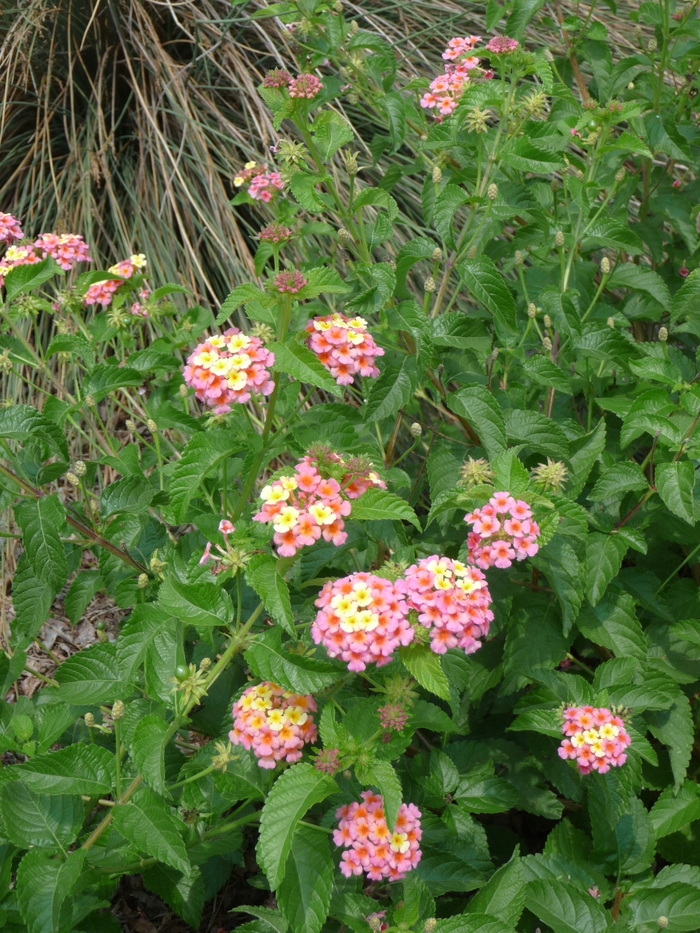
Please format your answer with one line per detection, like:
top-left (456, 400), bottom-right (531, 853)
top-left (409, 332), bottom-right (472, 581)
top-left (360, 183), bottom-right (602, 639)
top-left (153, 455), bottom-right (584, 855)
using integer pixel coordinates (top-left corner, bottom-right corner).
top-left (312, 572), bottom-right (413, 671)
top-left (404, 556), bottom-right (494, 655)
top-left (183, 328), bottom-right (275, 413)
top-left (464, 491), bottom-right (540, 569)
top-left (230, 682), bottom-right (317, 769)
top-left (258, 223), bottom-right (292, 244)
top-left (254, 451), bottom-right (385, 557)
top-left (558, 706), bottom-right (631, 774)
top-left (484, 36), bottom-right (520, 54)
top-left (334, 792), bottom-right (422, 881)
top-left (305, 312), bottom-right (385, 385)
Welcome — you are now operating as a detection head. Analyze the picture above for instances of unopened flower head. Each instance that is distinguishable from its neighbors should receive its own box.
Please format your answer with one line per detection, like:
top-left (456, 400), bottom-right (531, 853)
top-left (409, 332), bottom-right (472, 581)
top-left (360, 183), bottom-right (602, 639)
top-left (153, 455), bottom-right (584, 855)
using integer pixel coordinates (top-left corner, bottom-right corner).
top-left (258, 223), bottom-right (292, 244)
top-left (273, 270), bottom-right (307, 294)
top-left (659, 326), bottom-right (668, 342)
top-left (404, 556), bottom-right (493, 655)
top-left (112, 700), bottom-right (125, 721)
top-left (459, 457), bottom-right (494, 488)
top-left (410, 422), bottom-right (422, 438)
top-left (254, 450), bottom-right (384, 557)
top-left (555, 230), bottom-right (565, 248)
top-left (432, 165), bottom-right (443, 184)
top-left (600, 257), bottom-right (611, 275)
top-left (342, 150), bottom-right (360, 176)
top-left (465, 491), bottom-right (540, 569)
top-left (73, 460), bottom-right (87, 476)
top-left (424, 276), bottom-right (436, 293)
top-left (312, 572), bottom-right (413, 672)
top-left (314, 747), bottom-right (342, 774)
top-left (263, 69), bottom-right (291, 88)
top-left (487, 183), bottom-right (498, 201)
top-left (334, 792), bottom-right (422, 881)
top-left (229, 682), bottom-right (317, 769)
top-left (484, 36), bottom-right (519, 54)
top-left (531, 458), bottom-right (568, 494)
top-left (183, 327), bottom-right (275, 413)
top-left (559, 705), bottom-right (631, 775)
top-left (305, 312), bottom-right (385, 386)
top-left (289, 73), bottom-right (323, 99)
top-left (378, 703), bottom-right (409, 732)
top-left (276, 139), bottom-right (308, 167)
top-left (465, 106), bottom-right (490, 134)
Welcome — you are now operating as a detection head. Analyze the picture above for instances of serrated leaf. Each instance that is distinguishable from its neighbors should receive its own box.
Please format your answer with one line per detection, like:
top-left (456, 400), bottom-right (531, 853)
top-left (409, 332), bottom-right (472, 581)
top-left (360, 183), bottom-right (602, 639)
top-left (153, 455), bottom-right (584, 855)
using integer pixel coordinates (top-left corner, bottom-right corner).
top-left (54, 641), bottom-right (126, 705)
top-left (608, 263), bottom-right (671, 308)
top-left (245, 554), bottom-right (295, 636)
top-left (502, 607), bottom-right (570, 693)
top-left (655, 461), bottom-right (696, 524)
top-left (583, 218), bottom-right (644, 255)
top-left (82, 364), bottom-right (143, 403)
top-left (504, 410), bottom-right (570, 461)
top-left (615, 796), bottom-right (655, 873)
top-left (245, 628), bottom-right (344, 693)
top-left (63, 569), bottom-right (101, 626)
top-left (257, 763), bottom-right (337, 889)
top-left (7, 745), bottom-right (114, 796)
top-left (271, 339), bottom-right (343, 396)
top-left (349, 487), bottom-right (420, 530)
top-left (649, 781), bottom-right (700, 839)
top-left (460, 257), bottom-right (517, 343)
top-left (577, 591), bottom-right (646, 660)
top-left (100, 475), bottom-right (153, 518)
top-left (398, 645), bottom-right (450, 701)
top-left (15, 495), bottom-right (68, 591)
top-left (509, 707), bottom-right (562, 738)
top-left (311, 112), bottom-right (354, 161)
top-left (46, 333), bottom-right (96, 368)
top-left (169, 430), bottom-right (242, 521)
top-left (278, 825), bottom-right (333, 933)
top-left (588, 461), bottom-right (649, 502)
top-left (436, 914), bottom-right (516, 933)
top-left (525, 878), bottom-right (611, 933)
top-left (117, 604), bottom-right (175, 679)
top-left (142, 864), bottom-right (205, 929)
top-left (0, 405), bottom-right (67, 460)
top-left (359, 758), bottom-right (402, 830)
top-left (501, 138), bottom-right (566, 173)
top-left (297, 267), bottom-right (348, 299)
top-left (532, 536), bottom-right (583, 635)
top-left (112, 786), bottom-right (190, 874)
top-left (215, 283), bottom-right (269, 325)
top-left (0, 782), bottom-right (83, 849)
top-left (647, 696), bottom-right (694, 790)
top-left (5, 257), bottom-right (60, 299)
top-left (16, 848), bottom-right (85, 933)
top-left (447, 387), bottom-right (506, 459)
top-left (434, 185), bottom-right (469, 245)
top-left (364, 355), bottom-right (417, 422)
top-left (10, 554), bottom-right (54, 643)
top-left (395, 238), bottom-right (440, 299)
top-left (568, 420), bottom-right (606, 498)
top-left (131, 715), bottom-right (170, 795)
top-left (628, 883), bottom-right (700, 932)
top-left (158, 577), bottom-right (234, 627)
top-left (585, 533), bottom-right (628, 606)
top-left (455, 770), bottom-right (520, 814)
top-left (466, 850), bottom-right (525, 926)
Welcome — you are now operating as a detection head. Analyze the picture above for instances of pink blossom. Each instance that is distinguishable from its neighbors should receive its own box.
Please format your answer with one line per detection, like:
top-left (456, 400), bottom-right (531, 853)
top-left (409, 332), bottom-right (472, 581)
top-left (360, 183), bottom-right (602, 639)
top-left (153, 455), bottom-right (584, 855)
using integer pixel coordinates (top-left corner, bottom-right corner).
top-left (305, 312), bottom-right (384, 386)
top-left (558, 706), bottom-right (631, 775)
top-left (289, 73), bottom-right (323, 100)
top-left (258, 223), bottom-right (292, 244)
top-left (0, 212), bottom-right (23, 244)
top-left (334, 792), bottom-right (422, 881)
top-left (183, 327), bottom-right (275, 413)
top-left (403, 556), bottom-right (493, 655)
top-left (464, 491), bottom-right (540, 569)
top-left (312, 572), bottom-right (413, 672)
top-left (263, 69), bottom-right (291, 88)
top-left (273, 270), bottom-right (307, 293)
top-left (219, 519), bottom-right (235, 535)
top-left (229, 682), bottom-right (317, 769)
top-left (0, 244), bottom-right (41, 288)
top-left (34, 233), bottom-right (91, 270)
top-left (249, 171), bottom-right (285, 202)
top-left (484, 36), bottom-right (520, 54)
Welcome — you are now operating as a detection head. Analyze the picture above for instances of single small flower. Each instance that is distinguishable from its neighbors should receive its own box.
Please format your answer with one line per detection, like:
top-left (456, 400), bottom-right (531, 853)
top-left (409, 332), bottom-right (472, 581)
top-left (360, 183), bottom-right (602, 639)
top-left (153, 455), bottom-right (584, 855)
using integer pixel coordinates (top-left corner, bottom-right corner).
top-left (211, 740), bottom-right (235, 771)
top-left (679, 266), bottom-right (690, 278)
top-left (219, 519), bottom-right (235, 535)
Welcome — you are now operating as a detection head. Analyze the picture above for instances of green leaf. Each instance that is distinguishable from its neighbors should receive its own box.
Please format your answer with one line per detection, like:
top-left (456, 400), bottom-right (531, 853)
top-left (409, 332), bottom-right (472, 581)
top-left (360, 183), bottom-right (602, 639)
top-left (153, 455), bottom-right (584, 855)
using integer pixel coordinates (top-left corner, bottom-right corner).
top-left (16, 848), bottom-right (86, 933)
top-left (142, 865), bottom-right (205, 929)
top-left (649, 781), bottom-right (700, 839)
top-left (100, 475), bottom-right (154, 518)
top-left (532, 537), bottom-right (584, 635)
top-left (112, 786), bottom-right (190, 874)
top-left (434, 185), bottom-right (469, 245)
top-left (585, 533), bottom-right (628, 606)
top-left (158, 577), bottom-right (234, 627)
top-left (15, 495), bottom-right (68, 591)
top-left (455, 769), bottom-right (520, 814)
top-left (8, 745), bottom-right (115, 796)
top-left (568, 419), bottom-right (606, 498)
top-left (46, 333), bottom-right (96, 368)
top-left (607, 263), bottom-right (671, 309)
top-left (169, 430), bottom-right (242, 521)
top-left (577, 591), bottom-right (646, 660)
top-left (0, 405), bottom-right (67, 460)
top-left (628, 883), bottom-right (700, 932)
top-left (131, 715), bottom-right (170, 795)
top-left (647, 696), bottom-right (694, 790)
top-left (395, 238), bottom-right (440, 299)
top-left (505, 0), bottom-right (546, 36)
top-left (504, 410), bottom-right (570, 461)
top-left (4, 257), bottom-right (60, 300)
top-left (245, 554), bottom-right (295, 636)
top-left (82, 364), bottom-right (143, 403)
top-left (615, 797), bottom-right (655, 873)
top-left (54, 641), bottom-right (126, 705)
top-left (245, 628), bottom-right (344, 693)
top-left (215, 283), bottom-right (269, 325)
top-left (117, 604), bottom-right (175, 679)
top-left (257, 762), bottom-right (337, 889)
top-left (357, 758), bottom-right (402, 830)
top-left (383, 91), bottom-right (407, 152)
top-left (0, 782), bottom-right (83, 849)
top-left (466, 850), bottom-right (525, 926)
top-left (296, 267), bottom-right (349, 299)
top-left (10, 554), bottom-right (54, 643)
top-left (502, 606), bottom-right (570, 692)
top-left (271, 339), bottom-right (344, 396)
top-left (655, 461), bottom-right (696, 525)
top-left (278, 825), bottom-right (333, 933)
top-left (447, 387), bottom-right (507, 459)
top-left (63, 570), bottom-right (102, 626)
top-left (521, 356), bottom-right (573, 394)
top-left (311, 112), bottom-right (354, 161)
top-left (460, 257), bottom-right (517, 343)
top-left (670, 268), bottom-right (700, 325)
top-left (364, 355), bottom-right (417, 423)
top-left (525, 878), bottom-right (611, 933)
top-left (588, 461), bottom-right (648, 502)
top-left (436, 914), bottom-right (516, 933)
top-left (509, 707), bottom-right (562, 738)
top-left (349, 487), bottom-right (421, 530)
top-left (398, 645), bottom-right (451, 701)
top-left (583, 218), bottom-right (644, 255)
top-left (500, 138), bottom-right (566, 173)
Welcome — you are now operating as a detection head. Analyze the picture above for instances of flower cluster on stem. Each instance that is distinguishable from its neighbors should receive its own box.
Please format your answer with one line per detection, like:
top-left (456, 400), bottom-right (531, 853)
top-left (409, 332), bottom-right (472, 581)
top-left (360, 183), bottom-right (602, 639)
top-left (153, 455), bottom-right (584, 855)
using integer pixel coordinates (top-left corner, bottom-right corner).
top-left (464, 491), bottom-right (540, 569)
top-left (229, 682), bottom-right (317, 769)
top-left (183, 328), bottom-right (275, 412)
top-left (305, 312), bottom-right (384, 385)
top-left (334, 792), bottom-right (422, 880)
top-left (558, 706), bottom-right (631, 774)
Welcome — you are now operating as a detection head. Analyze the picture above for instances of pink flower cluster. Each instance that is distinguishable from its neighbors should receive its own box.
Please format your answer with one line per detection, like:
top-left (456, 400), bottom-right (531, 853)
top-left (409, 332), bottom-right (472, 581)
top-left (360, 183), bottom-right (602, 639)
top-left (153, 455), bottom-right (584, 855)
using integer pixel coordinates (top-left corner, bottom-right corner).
top-left (334, 792), bottom-right (422, 881)
top-left (484, 36), bottom-right (520, 54)
top-left (259, 223), bottom-right (292, 244)
top-left (0, 212), bottom-right (23, 243)
top-left (253, 450), bottom-right (385, 557)
top-left (0, 245), bottom-right (41, 287)
top-left (229, 682), bottom-right (317, 769)
top-left (558, 706), bottom-right (631, 775)
top-left (312, 572), bottom-right (413, 672)
top-left (183, 327), bottom-right (275, 413)
top-left (34, 233), bottom-right (91, 270)
top-left (421, 36), bottom-right (481, 117)
top-left (274, 270), bottom-right (306, 293)
top-left (404, 556), bottom-right (494, 655)
top-left (249, 171), bottom-right (285, 202)
top-left (305, 312), bottom-right (385, 386)
top-left (289, 74), bottom-right (323, 99)
top-left (83, 253), bottom-right (147, 307)
top-left (464, 491), bottom-right (540, 569)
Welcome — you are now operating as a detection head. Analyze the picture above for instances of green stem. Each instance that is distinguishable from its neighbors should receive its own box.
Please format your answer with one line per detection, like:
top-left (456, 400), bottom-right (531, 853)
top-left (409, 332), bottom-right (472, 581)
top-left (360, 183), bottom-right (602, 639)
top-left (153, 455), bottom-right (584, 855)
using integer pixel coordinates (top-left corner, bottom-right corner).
top-left (114, 719), bottom-right (122, 798)
top-left (169, 764), bottom-right (217, 791)
top-left (201, 810), bottom-right (260, 840)
top-left (82, 775), bottom-right (143, 851)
